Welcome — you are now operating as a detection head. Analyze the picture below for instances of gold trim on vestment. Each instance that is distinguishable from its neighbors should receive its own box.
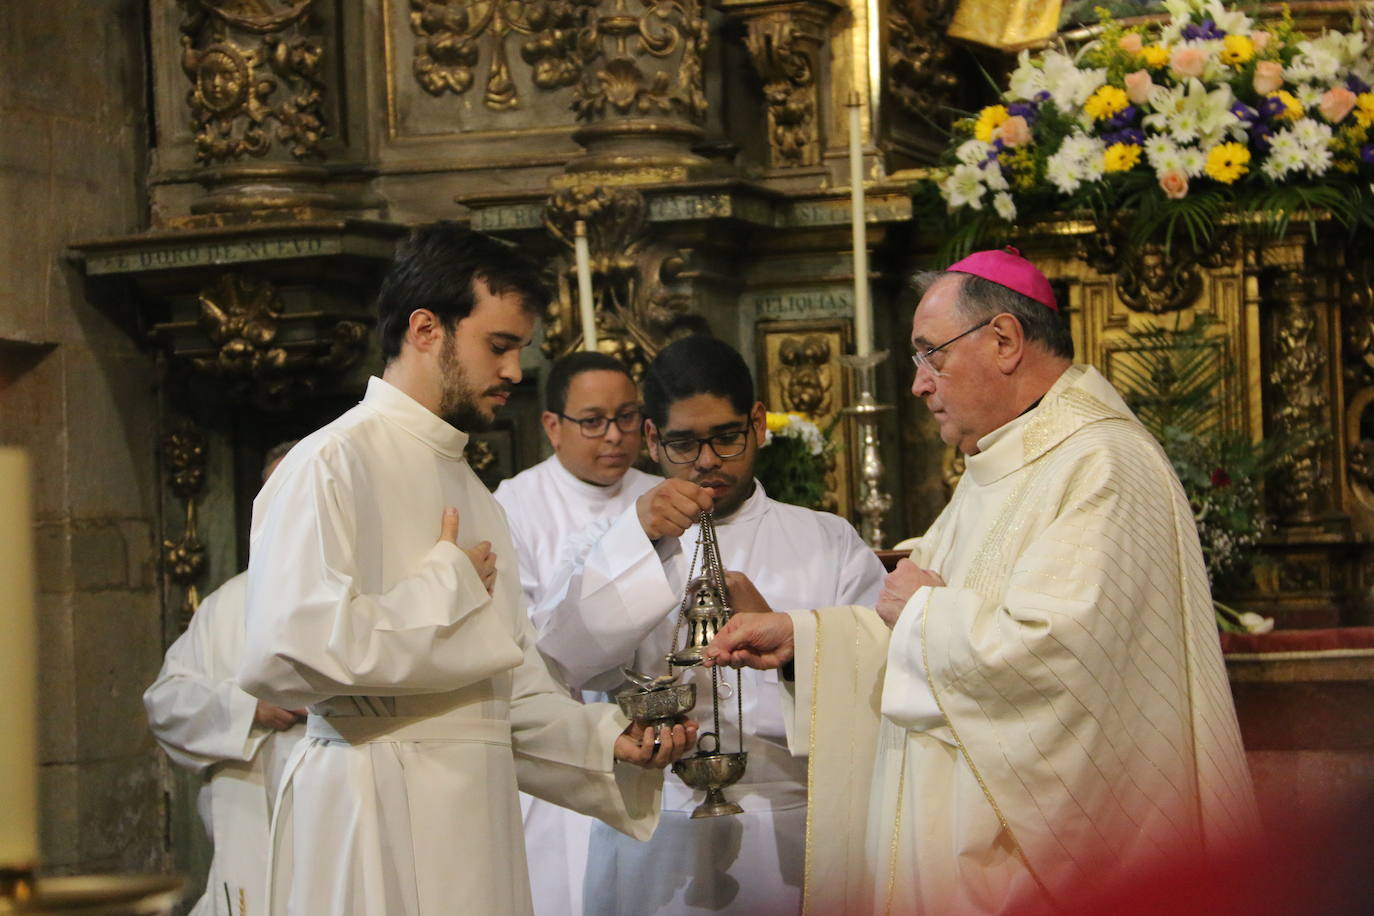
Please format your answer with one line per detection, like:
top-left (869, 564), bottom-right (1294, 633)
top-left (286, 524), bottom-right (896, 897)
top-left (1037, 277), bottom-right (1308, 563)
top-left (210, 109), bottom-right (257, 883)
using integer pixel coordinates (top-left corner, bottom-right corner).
top-left (882, 742), bottom-right (907, 916)
top-left (801, 609), bottom-right (823, 916)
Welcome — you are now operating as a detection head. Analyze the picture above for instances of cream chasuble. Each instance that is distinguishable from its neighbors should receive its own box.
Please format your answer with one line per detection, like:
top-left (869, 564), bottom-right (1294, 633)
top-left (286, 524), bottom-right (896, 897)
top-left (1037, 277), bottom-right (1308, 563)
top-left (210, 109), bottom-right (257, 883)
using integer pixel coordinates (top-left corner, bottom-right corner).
top-left (788, 365), bottom-right (1257, 914)
top-left (144, 572), bottom-right (304, 916)
top-left (494, 455), bottom-right (660, 916)
top-left (538, 484), bottom-right (886, 915)
top-left (237, 377), bottom-right (663, 916)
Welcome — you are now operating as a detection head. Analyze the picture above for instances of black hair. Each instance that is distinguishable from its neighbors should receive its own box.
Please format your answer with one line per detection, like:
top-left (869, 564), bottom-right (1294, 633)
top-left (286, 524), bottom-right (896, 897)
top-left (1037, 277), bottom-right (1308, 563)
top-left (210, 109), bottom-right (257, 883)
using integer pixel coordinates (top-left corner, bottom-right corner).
top-left (642, 336), bottom-right (754, 428)
top-left (374, 222), bottom-right (550, 362)
top-left (909, 270), bottom-right (1074, 360)
top-left (545, 352), bottom-right (635, 414)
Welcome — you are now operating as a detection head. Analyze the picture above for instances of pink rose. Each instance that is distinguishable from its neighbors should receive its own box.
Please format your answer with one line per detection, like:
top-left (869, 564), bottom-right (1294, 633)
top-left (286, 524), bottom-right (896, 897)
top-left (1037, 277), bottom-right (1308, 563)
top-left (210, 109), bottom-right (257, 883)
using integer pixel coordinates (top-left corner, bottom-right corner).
top-left (1158, 168), bottom-right (1189, 200)
top-left (1253, 60), bottom-right (1284, 94)
top-left (996, 115), bottom-right (1031, 147)
top-left (1118, 33), bottom-right (1143, 54)
top-left (1170, 45), bottom-right (1207, 78)
top-left (1124, 69), bottom-right (1155, 105)
top-left (1319, 86), bottom-right (1357, 123)
top-left (1251, 30), bottom-right (1271, 52)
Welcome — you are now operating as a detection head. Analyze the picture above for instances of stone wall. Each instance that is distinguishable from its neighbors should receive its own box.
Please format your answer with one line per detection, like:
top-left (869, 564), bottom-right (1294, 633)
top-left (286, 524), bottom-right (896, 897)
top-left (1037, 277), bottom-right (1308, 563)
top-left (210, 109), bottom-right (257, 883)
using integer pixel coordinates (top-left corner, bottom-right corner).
top-left (0, 1), bottom-right (164, 876)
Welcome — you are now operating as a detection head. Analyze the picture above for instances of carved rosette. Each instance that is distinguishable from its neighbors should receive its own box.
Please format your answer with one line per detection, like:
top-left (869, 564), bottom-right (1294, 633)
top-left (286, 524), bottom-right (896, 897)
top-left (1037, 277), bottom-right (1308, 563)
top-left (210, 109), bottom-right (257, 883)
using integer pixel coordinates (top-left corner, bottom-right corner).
top-left (1265, 265), bottom-right (1329, 522)
top-left (410, 0), bottom-right (595, 110)
top-left (187, 273), bottom-right (369, 410)
top-left (886, 0), bottom-right (959, 125)
top-left (541, 186), bottom-right (694, 377)
top-left (735, 4), bottom-right (836, 169)
top-left (178, 0), bottom-right (328, 164)
top-left (161, 424), bottom-right (208, 629)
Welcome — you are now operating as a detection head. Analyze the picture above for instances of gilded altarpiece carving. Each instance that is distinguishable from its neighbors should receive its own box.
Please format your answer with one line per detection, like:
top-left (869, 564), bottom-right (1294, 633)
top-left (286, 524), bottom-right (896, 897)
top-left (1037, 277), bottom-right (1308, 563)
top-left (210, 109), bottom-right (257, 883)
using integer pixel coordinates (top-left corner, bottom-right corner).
top-left (757, 320), bottom-right (854, 517)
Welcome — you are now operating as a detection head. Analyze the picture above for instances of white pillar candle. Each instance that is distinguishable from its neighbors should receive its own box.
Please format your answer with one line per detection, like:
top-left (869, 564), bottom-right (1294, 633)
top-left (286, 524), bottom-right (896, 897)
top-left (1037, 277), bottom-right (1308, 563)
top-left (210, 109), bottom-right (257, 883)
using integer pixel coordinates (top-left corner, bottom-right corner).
top-left (847, 91), bottom-right (872, 358)
top-left (0, 449), bottom-right (37, 873)
top-left (574, 221), bottom-right (597, 352)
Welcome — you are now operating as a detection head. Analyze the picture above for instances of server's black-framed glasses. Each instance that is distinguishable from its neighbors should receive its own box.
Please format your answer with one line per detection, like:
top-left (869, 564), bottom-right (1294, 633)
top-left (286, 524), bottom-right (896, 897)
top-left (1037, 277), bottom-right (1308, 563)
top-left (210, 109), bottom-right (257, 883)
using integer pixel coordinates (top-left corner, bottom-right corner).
top-left (910, 318), bottom-right (993, 378)
top-left (659, 425), bottom-right (752, 464)
top-left (557, 407), bottom-right (644, 438)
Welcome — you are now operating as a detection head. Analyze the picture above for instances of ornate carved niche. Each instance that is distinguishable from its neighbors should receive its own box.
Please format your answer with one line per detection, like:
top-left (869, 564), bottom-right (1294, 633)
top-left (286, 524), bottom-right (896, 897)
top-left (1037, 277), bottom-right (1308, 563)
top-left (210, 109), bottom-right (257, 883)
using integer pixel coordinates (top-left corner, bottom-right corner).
top-left (541, 186), bottom-right (695, 377)
top-left (1343, 256), bottom-right (1374, 535)
top-left (173, 0), bottom-right (344, 214)
top-left (722, 0), bottom-right (840, 171)
top-left (161, 423), bottom-right (209, 629)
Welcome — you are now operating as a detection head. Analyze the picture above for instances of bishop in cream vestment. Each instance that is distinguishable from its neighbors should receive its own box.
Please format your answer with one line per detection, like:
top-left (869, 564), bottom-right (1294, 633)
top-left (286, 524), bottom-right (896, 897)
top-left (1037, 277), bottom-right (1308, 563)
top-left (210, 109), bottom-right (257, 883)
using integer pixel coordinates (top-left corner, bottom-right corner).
top-left (780, 365), bottom-right (1257, 913)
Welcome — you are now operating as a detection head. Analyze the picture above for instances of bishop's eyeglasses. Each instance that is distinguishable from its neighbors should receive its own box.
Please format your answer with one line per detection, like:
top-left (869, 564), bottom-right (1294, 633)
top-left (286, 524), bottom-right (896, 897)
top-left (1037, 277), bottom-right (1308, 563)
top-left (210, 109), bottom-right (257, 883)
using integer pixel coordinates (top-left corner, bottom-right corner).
top-left (910, 318), bottom-right (992, 377)
top-left (557, 408), bottom-right (643, 438)
top-left (659, 426), bottom-right (752, 464)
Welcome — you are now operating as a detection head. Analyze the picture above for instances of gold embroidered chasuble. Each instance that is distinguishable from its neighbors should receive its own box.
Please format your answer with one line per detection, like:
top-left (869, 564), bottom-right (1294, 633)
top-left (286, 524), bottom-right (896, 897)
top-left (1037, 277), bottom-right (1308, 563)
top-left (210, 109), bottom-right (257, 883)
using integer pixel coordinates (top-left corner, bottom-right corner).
top-left (785, 365), bottom-right (1257, 914)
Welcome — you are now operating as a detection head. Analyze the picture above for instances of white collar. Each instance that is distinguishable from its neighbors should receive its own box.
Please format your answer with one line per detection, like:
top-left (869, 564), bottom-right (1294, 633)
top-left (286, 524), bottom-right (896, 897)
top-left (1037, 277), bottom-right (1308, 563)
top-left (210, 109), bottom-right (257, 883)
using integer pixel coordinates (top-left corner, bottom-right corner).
top-left (361, 376), bottom-right (469, 460)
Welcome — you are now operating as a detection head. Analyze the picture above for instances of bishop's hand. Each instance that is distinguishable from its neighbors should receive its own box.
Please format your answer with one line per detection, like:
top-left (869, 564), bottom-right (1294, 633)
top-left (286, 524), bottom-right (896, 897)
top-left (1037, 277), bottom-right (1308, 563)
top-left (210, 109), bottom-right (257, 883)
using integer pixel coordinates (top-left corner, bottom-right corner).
top-left (876, 559), bottom-right (943, 628)
top-left (614, 718), bottom-right (699, 769)
top-left (636, 478), bottom-right (713, 541)
top-left (441, 506), bottom-right (496, 594)
top-left (703, 612), bottom-right (794, 670)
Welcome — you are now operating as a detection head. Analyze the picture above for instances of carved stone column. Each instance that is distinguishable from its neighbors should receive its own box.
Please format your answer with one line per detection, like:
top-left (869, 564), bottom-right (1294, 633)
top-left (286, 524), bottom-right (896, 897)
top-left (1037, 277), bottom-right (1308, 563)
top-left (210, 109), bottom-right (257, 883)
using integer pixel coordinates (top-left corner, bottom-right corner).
top-left (722, 0), bottom-right (839, 173)
top-left (566, 0), bottom-right (714, 177)
top-left (167, 0), bottom-right (343, 216)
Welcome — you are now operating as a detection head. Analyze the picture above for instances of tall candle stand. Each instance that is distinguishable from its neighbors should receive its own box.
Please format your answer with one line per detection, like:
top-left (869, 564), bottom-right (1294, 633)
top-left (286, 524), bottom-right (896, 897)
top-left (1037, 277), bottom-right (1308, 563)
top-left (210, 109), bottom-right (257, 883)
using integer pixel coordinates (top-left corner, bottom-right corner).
top-left (839, 351), bottom-right (893, 550)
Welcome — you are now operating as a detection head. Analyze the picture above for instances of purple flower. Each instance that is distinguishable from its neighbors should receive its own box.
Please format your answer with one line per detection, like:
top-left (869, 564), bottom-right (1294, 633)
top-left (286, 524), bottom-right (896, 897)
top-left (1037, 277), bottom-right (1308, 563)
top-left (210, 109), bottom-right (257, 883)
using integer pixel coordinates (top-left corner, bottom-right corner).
top-left (1347, 75), bottom-right (1372, 95)
top-left (1230, 101), bottom-right (1258, 124)
top-left (1362, 144), bottom-right (1374, 165)
top-left (992, 138), bottom-right (1006, 152)
top-left (1034, 91), bottom-right (1051, 103)
top-left (1103, 128), bottom-right (1145, 147)
top-left (1181, 18), bottom-right (1225, 40)
top-left (1249, 123), bottom-right (1274, 151)
top-left (1107, 105), bottom-right (1140, 129)
top-left (1007, 102), bottom-right (1039, 123)
top-left (1260, 96), bottom-right (1287, 120)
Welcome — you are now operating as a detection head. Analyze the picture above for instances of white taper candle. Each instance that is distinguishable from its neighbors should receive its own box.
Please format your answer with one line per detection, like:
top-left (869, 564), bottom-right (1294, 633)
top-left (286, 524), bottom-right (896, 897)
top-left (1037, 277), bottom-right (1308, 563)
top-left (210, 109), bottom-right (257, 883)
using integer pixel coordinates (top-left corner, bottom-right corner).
top-left (574, 221), bottom-right (597, 352)
top-left (847, 92), bottom-right (872, 357)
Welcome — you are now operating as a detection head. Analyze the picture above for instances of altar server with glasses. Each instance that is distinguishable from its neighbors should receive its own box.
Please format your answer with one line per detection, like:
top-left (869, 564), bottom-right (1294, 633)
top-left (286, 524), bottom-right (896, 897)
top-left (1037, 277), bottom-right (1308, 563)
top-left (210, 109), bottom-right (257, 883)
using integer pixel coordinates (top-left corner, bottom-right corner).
top-left (494, 350), bottom-right (661, 916)
top-left (535, 334), bottom-right (886, 915)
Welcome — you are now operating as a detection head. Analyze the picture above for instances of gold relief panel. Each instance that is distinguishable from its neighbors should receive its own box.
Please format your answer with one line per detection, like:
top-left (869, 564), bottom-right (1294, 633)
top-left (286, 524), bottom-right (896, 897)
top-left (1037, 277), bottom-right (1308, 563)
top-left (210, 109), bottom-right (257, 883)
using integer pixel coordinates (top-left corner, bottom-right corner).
top-left (179, 0), bottom-right (329, 163)
top-left (756, 319), bottom-right (853, 518)
top-left (409, 0), bottom-right (589, 111)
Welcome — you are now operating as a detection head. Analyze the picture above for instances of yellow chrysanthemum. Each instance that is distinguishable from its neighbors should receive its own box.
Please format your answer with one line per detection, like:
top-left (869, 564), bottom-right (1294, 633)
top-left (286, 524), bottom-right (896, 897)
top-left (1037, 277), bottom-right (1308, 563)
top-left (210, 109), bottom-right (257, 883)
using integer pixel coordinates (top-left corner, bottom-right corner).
top-left (974, 105), bottom-right (1009, 143)
top-left (1355, 92), bottom-right (1374, 128)
top-left (1220, 34), bottom-right (1255, 66)
top-left (1140, 44), bottom-right (1170, 68)
top-left (1083, 85), bottom-right (1129, 121)
top-left (1103, 143), bottom-right (1142, 172)
top-left (765, 412), bottom-right (790, 433)
top-left (1204, 142), bottom-right (1251, 183)
top-left (1268, 90), bottom-right (1304, 120)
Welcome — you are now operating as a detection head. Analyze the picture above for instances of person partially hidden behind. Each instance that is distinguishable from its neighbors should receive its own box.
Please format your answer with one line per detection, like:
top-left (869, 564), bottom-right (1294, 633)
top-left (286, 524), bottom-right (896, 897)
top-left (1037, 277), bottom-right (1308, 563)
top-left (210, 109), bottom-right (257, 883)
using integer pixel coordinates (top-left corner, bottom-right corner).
top-left (707, 248), bottom-right (1258, 914)
top-left (144, 440), bottom-right (303, 916)
top-left (493, 351), bottom-right (661, 916)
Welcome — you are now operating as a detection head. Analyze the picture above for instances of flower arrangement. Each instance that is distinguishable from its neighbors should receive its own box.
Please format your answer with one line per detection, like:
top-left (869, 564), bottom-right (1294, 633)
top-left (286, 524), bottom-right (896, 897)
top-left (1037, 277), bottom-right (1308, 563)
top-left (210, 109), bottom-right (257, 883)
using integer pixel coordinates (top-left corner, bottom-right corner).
top-left (925, 0), bottom-right (1374, 257)
top-left (1117, 315), bottom-right (1283, 632)
top-left (756, 412), bottom-right (831, 510)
